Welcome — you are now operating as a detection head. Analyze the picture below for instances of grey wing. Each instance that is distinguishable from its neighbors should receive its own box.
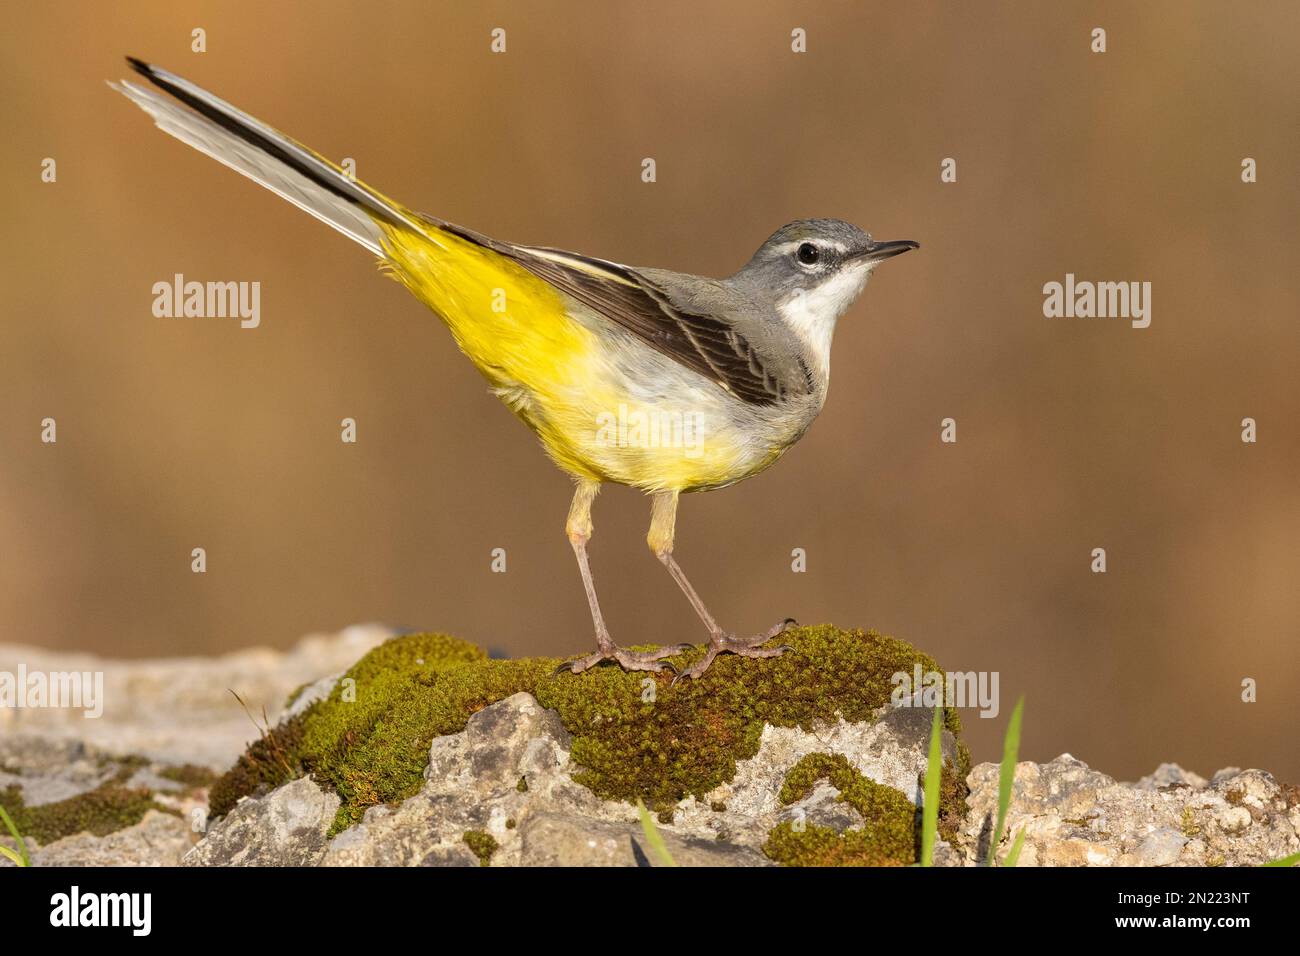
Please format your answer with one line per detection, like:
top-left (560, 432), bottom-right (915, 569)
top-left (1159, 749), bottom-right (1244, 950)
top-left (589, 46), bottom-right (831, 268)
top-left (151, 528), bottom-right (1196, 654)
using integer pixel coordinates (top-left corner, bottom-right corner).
top-left (518, 248), bottom-right (805, 406)
top-left (419, 216), bottom-right (803, 406)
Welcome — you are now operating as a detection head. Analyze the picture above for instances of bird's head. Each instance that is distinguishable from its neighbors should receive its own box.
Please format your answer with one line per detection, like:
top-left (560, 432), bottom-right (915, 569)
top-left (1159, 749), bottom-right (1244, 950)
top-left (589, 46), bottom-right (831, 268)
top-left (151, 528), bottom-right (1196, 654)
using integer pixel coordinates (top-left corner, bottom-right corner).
top-left (733, 218), bottom-right (918, 373)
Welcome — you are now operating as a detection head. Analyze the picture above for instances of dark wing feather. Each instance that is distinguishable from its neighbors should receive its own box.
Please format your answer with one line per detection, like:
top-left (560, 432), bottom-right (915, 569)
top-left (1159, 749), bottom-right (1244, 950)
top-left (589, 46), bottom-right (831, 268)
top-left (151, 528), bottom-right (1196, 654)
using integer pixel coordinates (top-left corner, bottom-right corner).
top-left (517, 246), bottom-right (790, 405)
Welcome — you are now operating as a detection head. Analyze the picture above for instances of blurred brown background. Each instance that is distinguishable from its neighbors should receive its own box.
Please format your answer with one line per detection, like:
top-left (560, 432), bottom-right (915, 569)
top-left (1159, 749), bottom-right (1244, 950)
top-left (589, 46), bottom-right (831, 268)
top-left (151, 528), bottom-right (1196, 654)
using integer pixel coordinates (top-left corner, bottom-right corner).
top-left (2, 1), bottom-right (1297, 781)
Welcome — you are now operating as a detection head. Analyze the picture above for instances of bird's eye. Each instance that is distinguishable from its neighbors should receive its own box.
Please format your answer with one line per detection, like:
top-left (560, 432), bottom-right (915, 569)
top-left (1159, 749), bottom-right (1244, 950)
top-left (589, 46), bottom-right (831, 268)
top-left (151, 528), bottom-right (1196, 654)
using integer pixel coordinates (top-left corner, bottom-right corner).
top-left (796, 243), bottom-right (820, 266)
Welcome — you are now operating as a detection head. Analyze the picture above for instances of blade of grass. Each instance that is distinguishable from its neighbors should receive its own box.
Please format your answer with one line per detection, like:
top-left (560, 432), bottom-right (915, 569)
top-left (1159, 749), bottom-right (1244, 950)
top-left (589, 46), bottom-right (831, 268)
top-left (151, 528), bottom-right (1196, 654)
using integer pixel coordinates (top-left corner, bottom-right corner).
top-left (1003, 827), bottom-right (1027, 867)
top-left (919, 704), bottom-right (944, 866)
top-left (636, 799), bottom-right (677, 867)
top-left (1263, 851), bottom-right (1300, 867)
top-left (986, 695), bottom-right (1025, 867)
top-left (229, 688), bottom-right (294, 778)
top-left (0, 803), bottom-right (31, 867)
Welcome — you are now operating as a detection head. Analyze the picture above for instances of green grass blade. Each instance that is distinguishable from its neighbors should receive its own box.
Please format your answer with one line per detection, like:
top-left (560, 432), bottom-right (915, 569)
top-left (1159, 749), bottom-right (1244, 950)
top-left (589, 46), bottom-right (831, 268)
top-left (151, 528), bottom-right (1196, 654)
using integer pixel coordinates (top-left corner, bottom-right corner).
top-left (1263, 851), bottom-right (1300, 867)
top-left (1003, 827), bottom-right (1027, 867)
top-left (919, 704), bottom-right (944, 866)
top-left (636, 799), bottom-right (678, 867)
top-left (987, 695), bottom-right (1025, 867)
top-left (0, 803), bottom-right (30, 867)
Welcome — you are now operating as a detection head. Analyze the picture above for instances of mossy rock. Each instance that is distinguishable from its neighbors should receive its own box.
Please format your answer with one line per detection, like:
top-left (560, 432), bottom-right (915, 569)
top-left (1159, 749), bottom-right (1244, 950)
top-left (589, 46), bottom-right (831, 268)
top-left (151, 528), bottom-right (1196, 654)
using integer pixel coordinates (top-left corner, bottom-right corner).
top-left (157, 763), bottom-right (220, 790)
top-left (462, 829), bottom-right (499, 866)
top-left (764, 753), bottom-right (918, 866)
top-left (0, 783), bottom-right (174, 846)
top-left (207, 624), bottom-right (968, 840)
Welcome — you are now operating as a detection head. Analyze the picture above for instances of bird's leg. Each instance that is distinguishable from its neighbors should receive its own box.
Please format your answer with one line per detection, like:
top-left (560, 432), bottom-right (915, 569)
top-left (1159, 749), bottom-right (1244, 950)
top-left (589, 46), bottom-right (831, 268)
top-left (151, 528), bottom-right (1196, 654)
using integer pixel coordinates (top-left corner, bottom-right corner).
top-left (648, 490), bottom-right (795, 681)
top-left (558, 480), bottom-right (687, 675)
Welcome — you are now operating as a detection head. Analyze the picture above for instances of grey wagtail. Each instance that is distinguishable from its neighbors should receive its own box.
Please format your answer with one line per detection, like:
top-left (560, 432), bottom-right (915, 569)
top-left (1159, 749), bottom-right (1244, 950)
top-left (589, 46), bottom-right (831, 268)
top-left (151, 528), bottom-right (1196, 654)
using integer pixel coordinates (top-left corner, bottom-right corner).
top-left (113, 58), bottom-right (918, 680)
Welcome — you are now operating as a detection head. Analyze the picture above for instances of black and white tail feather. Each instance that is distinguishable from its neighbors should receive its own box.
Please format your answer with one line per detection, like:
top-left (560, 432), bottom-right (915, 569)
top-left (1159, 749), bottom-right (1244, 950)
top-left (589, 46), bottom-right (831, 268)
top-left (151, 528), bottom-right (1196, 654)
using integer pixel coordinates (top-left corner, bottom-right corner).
top-left (111, 57), bottom-right (423, 256)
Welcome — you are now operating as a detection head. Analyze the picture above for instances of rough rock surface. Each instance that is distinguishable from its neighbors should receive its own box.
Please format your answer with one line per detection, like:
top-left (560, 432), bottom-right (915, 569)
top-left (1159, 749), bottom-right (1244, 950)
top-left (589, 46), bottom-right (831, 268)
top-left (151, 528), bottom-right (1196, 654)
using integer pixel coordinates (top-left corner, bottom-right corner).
top-left (195, 691), bottom-right (956, 867)
top-left (184, 776), bottom-right (340, 866)
top-left (0, 739), bottom-right (207, 866)
top-left (963, 754), bottom-right (1300, 867)
top-left (1, 737), bottom-right (132, 806)
top-left (183, 692), bottom-right (1297, 867)
top-left (4, 627), bottom-right (1297, 867)
top-left (0, 624), bottom-right (391, 767)
top-left (0, 626), bottom-right (388, 866)
top-left (30, 810), bottom-right (194, 867)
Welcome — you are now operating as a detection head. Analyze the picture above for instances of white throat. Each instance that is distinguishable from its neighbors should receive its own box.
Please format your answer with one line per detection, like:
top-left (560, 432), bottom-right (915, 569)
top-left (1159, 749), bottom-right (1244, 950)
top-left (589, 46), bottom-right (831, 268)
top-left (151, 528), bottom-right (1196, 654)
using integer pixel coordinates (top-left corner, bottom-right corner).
top-left (776, 262), bottom-right (872, 379)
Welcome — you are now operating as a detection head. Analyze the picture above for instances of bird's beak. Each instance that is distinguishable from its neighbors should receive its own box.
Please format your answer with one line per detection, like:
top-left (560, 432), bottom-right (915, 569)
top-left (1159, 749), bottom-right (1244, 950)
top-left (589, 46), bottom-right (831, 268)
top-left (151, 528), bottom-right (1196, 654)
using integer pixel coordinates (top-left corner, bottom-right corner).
top-left (853, 239), bottom-right (920, 263)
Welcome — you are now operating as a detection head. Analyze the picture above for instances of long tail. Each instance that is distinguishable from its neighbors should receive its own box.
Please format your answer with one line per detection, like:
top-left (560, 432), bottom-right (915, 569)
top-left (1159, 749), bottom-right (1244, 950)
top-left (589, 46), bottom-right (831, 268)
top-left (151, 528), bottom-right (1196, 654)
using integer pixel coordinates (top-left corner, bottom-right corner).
top-left (111, 57), bottom-right (426, 256)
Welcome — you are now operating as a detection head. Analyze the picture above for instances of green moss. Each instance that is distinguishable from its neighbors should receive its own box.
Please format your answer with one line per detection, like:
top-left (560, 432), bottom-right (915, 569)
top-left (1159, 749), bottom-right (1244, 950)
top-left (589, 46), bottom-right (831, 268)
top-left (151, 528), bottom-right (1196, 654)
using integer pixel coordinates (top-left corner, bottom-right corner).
top-left (462, 829), bottom-right (499, 866)
top-left (157, 764), bottom-right (220, 790)
top-left (764, 753), bottom-right (916, 866)
top-left (534, 624), bottom-right (960, 810)
top-left (207, 624), bottom-right (966, 848)
top-left (766, 822), bottom-right (909, 867)
top-left (344, 631), bottom-right (488, 685)
top-left (0, 783), bottom-right (171, 846)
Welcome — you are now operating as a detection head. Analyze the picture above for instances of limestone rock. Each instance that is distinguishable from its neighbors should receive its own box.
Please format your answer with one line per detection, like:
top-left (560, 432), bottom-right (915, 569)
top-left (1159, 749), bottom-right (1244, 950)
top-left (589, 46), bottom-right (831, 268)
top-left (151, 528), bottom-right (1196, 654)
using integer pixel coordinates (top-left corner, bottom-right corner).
top-left (202, 691), bottom-right (945, 867)
top-left (6, 626), bottom-right (1296, 868)
top-left (31, 810), bottom-right (195, 867)
top-left (183, 776), bottom-right (339, 866)
top-left (961, 754), bottom-right (1300, 867)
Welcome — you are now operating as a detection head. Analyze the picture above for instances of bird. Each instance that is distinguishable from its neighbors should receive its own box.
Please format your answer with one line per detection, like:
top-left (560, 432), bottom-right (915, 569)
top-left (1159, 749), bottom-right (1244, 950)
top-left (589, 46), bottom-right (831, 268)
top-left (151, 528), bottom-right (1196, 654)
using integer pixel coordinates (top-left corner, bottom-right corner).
top-left (112, 57), bottom-right (918, 681)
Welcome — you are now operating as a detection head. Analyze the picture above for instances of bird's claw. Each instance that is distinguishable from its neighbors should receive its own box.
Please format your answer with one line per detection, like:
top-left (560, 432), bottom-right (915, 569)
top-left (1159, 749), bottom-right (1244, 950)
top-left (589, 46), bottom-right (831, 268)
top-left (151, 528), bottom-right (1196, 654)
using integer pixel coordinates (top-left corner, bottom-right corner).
top-left (670, 619), bottom-right (799, 683)
top-left (556, 642), bottom-right (690, 676)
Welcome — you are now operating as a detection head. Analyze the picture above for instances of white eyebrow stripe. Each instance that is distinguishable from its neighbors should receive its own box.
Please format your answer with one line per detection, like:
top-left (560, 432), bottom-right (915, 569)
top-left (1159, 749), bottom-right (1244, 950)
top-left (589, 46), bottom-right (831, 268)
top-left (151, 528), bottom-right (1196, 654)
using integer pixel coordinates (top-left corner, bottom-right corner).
top-left (774, 239), bottom-right (850, 256)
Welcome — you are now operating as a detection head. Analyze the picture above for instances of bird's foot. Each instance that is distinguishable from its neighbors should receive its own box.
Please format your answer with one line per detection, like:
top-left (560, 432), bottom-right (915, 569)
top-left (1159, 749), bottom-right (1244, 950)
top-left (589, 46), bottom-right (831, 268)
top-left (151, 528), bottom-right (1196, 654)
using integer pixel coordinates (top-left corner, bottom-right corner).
top-left (673, 618), bottom-right (797, 683)
top-left (557, 641), bottom-right (691, 676)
